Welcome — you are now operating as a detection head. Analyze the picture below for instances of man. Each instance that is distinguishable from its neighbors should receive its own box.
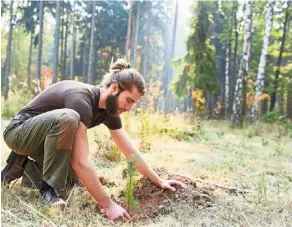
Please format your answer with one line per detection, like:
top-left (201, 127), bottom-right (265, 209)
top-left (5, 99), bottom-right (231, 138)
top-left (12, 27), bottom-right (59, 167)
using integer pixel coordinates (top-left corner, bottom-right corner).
top-left (2, 59), bottom-right (184, 221)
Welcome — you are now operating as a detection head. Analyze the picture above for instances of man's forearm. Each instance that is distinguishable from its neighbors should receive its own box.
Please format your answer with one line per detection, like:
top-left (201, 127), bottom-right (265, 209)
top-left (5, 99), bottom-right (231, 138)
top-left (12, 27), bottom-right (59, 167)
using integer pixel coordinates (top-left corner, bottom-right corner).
top-left (73, 163), bottom-right (113, 208)
top-left (71, 122), bottom-right (113, 209)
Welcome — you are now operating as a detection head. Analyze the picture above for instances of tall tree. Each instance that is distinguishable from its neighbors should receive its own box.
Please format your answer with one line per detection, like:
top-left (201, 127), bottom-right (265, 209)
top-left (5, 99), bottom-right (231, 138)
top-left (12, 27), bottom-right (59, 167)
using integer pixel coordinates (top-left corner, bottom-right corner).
top-left (132, 3), bottom-right (140, 68)
top-left (87, 1), bottom-right (96, 84)
top-left (52, 0), bottom-right (61, 84)
top-left (70, 0), bottom-right (76, 80)
top-left (224, 44), bottom-right (230, 117)
top-left (171, 2), bottom-right (219, 109)
top-left (231, 0), bottom-right (253, 127)
top-left (4, 0), bottom-right (14, 100)
top-left (19, 1), bottom-right (38, 90)
top-left (125, 1), bottom-right (133, 60)
top-left (36, 0), bottom-right (44, 93)
top-left (250, 0), bottom-right (275, 121)
top-left (270, 2), bottom-right (290, 111)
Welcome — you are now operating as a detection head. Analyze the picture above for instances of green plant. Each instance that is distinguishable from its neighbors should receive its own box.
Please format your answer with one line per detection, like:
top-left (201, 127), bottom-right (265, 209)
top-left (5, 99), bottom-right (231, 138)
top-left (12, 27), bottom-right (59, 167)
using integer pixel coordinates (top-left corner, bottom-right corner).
top-left (139, 113), bottom-right (152, 152)
top-left (246, 126), bottom-right (254, 139)
top-left (2, 76), bottom-right (34, 119)
top-left (275, 126), bottom-right (284, 154)
top-left (257, 172), bottom-right (267, 204)
top-left (262, 109), bottom-right (287, 123)
top-left (124, 159), bottom-right (139, 212)
top-left (94, 133), bottom-right (121, 162)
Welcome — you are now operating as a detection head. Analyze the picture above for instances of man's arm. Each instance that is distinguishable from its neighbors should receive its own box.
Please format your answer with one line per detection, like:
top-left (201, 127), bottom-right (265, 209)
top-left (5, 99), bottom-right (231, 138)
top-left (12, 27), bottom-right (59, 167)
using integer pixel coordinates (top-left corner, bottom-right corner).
top-left (110, 128), bottom-right (183, 190)
top-left (71, 122), bottom-right (130, 220)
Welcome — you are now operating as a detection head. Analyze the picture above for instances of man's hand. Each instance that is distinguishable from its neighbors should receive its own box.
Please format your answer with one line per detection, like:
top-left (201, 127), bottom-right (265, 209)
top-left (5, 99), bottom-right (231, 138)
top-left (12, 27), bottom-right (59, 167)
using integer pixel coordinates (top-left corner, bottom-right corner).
top-left (104, 201), bottom-right (131, 221)
top-left (159, 179), bottom-right (187, 191)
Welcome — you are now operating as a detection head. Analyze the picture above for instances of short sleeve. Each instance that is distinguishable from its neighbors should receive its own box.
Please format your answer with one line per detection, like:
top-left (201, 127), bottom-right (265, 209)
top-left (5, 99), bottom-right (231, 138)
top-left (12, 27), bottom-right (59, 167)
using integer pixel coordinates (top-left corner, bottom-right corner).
top-left (62, 93), bottom-right (92, 128)
top-left (103, 115), bottom-right (122, 130)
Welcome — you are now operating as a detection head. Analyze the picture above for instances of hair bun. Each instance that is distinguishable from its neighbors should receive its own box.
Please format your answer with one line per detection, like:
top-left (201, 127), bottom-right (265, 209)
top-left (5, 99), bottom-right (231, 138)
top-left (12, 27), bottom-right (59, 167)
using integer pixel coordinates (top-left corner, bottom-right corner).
top-left (110, 58), bottom-right (131, 73)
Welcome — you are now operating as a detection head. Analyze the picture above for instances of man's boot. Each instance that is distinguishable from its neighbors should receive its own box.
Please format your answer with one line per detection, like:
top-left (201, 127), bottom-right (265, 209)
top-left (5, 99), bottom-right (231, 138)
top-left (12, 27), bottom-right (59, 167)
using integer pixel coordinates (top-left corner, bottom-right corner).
top-left (40, 180), bottom-right (67, 208)
top-left (1, 151), bottom-right (28, 185)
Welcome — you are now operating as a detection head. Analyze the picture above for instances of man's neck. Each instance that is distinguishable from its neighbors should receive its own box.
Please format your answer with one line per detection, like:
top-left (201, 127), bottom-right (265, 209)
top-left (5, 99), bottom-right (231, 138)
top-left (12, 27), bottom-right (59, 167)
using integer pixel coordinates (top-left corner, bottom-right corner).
top-left (99, 87), bottom-right (108, 109)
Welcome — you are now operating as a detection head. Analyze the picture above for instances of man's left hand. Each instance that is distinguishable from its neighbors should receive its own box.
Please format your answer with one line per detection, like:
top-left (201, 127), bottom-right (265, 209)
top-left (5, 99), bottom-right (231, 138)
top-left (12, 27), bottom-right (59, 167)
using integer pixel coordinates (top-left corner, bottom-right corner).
top-left (159, 179), bottom-right (187, 191)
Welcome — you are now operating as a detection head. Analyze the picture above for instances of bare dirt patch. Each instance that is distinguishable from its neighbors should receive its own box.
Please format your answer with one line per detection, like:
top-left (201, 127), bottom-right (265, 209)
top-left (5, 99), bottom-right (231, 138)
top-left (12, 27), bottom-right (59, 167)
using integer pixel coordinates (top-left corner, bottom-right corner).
top-left (118, 169), bottom-right (215, 222)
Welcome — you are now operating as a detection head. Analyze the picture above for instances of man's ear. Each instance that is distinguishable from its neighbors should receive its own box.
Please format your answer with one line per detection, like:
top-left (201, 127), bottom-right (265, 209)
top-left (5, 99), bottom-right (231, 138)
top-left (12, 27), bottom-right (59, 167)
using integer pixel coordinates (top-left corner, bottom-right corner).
top-left (111, 83), bottom-right (119, 95)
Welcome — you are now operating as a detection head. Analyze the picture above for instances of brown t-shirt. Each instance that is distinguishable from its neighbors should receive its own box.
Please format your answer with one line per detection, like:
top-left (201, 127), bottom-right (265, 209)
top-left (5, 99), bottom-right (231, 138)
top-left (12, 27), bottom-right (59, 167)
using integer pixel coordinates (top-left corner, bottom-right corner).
top-left (18, 80), bottom-right (122, 130)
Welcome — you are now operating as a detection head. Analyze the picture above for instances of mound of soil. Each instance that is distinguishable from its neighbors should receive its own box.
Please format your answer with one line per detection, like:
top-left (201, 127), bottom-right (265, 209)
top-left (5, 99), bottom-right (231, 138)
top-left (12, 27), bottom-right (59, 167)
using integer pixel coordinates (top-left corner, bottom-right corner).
top-left (119, 169), bottom-right (215, 221)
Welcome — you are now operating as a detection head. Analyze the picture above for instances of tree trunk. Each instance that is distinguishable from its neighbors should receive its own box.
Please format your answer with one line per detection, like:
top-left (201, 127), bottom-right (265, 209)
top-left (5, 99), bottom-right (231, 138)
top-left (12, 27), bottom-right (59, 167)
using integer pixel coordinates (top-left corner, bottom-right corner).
top-left (27, 32), bottom-right (33, 90)
top-left (224, 44), bottom-right (230, 117)
top-left (270, 2), bottom-right (290, 111)
top-left (60, 6), bottom-right (64, 80)
top-left (87, 1), bottom-right (96, 84)
top-left (82, 34), bottom-right (88, 83)
top-left (250, 0), bottom-right (274, 121)
top-left (125, 1), bottom-right (133, 60)
top-left (230, 0), bottom-right (239, 114)
top-left (132, 3), bottom-right (140, 68)
top-left (4, 0), bottom-right (13, 100)
top-left (36, 0), bottom-right (44, 93)
top-left (70, 0), bottom-right (76, 80)
top-left (52, 0), bottom-right (60, 84)
top-left (287, 81), bottom-right (292, 118)
top-left (62, 12), bottom-right (69, 80)
top-left (231, 0), bottom-right (253, 127)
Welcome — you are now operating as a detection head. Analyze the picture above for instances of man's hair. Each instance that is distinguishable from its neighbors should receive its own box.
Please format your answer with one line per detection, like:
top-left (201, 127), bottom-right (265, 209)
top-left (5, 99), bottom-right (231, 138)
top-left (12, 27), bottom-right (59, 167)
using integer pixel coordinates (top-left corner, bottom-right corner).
top-left (101, 59), bottom-right (146, 95)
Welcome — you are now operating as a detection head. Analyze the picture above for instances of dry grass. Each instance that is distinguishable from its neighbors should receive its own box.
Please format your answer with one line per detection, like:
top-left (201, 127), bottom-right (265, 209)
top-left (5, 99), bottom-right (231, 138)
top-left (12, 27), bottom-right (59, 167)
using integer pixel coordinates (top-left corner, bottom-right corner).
top-left (1, 114), bottom-right (292, 226)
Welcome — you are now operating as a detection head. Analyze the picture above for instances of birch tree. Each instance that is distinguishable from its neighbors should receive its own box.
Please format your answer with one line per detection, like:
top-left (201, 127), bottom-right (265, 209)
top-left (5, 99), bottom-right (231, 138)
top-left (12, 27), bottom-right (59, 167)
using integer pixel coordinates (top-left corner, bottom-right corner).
top-left (250, 0), bottom-right (275, 121)
top-left (231, 0), bottom-right (253, 127)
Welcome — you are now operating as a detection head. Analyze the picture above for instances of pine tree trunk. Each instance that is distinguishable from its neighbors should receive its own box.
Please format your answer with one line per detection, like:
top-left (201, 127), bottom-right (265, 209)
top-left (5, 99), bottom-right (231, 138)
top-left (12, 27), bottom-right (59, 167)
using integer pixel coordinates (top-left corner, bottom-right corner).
top-left (125, 1), bottom-right (133, 60)
top-left (4, 0), bottom-right (13, 101)
top-left (82, 34), bottom-right (88, 83)
top-left (27, 32), bottom-right (33, 90)
top-left (87, 1), bottom-right (96, 84)
top-left (70, 0), bottom-right (76, 80)
top-left (270, 2), bottom-right (290, 111)
top-left (63, 12), bottom-right (69, 80)
top-left (231, 0), bottom-right (253, 127)
top-left (132, 3), bottom-right (140, 68)
top-left (250, 0), bottom-right (274, 121)
top-left (53, 0), bottom-right (60, 84)
top-left (224, 44), bottom-right (230, 117)
top-left (36, 0), bottom-right (44, 93)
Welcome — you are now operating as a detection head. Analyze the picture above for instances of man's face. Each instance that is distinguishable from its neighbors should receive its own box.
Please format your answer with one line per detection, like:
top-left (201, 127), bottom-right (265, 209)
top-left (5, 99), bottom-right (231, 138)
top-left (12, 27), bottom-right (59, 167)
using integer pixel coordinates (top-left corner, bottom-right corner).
top-left (106, 86), bottom-right (142, 116)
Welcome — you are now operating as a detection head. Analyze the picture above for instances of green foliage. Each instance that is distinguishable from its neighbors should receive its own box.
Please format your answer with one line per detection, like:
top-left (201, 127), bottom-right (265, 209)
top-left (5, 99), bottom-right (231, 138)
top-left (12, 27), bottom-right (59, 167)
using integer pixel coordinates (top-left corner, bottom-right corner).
top-left (262, 109), bottom-right (287, 123)
top-left (171, 1), bottom-right (219, 99)
top-left (124, 159), bottom-right (139, 212)
top-left (139, 112), bottom-right (152, 152)
top-left (2, 76), bottom-right (34, 119)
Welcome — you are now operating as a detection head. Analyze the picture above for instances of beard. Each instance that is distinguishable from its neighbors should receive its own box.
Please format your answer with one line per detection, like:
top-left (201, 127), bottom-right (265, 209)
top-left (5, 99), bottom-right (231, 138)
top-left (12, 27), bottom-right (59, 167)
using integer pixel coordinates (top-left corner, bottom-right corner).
top-left (105, 92), bottom-right (120, 116)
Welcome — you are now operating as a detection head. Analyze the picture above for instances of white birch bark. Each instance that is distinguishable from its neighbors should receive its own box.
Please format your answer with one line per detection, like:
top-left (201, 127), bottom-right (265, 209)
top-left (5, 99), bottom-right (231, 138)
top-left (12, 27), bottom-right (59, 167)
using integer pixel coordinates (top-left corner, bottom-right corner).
top-left (231, 0), bottom-right (253, 127)
top-left (250, 0), bottom-right (274, 121)
top-left (224, 44), bottom-right (230, 117)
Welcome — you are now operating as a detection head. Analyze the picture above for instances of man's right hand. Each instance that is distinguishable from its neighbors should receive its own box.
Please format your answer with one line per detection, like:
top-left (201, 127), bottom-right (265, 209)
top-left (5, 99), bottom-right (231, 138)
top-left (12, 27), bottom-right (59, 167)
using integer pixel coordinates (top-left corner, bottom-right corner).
top-left (104, 201), bottom-right (131, 221)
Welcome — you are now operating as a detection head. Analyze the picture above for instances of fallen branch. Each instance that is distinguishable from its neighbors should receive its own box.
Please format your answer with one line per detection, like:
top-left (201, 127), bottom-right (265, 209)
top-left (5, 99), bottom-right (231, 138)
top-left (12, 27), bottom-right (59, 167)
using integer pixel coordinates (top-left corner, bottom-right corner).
top-left (168, 171), bottom-right (253, 194)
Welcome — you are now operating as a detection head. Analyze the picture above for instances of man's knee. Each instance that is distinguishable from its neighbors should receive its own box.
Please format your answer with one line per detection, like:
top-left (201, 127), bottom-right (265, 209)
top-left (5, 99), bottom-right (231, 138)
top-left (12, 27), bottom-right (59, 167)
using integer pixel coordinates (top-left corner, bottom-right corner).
top-left (59, 109), bottom-right (80, 131)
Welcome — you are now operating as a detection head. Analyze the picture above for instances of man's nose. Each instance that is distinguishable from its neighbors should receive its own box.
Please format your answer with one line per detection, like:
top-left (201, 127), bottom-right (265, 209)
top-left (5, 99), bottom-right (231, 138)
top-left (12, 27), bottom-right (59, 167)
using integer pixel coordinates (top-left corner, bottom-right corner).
top-left (125, 104), bottom-right (133, 112)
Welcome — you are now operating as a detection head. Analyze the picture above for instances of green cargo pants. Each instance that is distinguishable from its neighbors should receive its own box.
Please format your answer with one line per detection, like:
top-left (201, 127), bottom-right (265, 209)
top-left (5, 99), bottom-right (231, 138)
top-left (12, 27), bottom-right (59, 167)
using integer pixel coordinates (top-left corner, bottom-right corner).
top-left (3, 109), bottom-right (80, 192)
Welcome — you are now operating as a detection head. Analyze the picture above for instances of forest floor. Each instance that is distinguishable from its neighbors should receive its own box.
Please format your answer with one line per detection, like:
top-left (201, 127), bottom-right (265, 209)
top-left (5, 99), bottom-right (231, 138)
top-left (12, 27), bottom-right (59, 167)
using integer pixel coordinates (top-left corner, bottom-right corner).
top-left (1, 113), bottom-right (292, 227)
